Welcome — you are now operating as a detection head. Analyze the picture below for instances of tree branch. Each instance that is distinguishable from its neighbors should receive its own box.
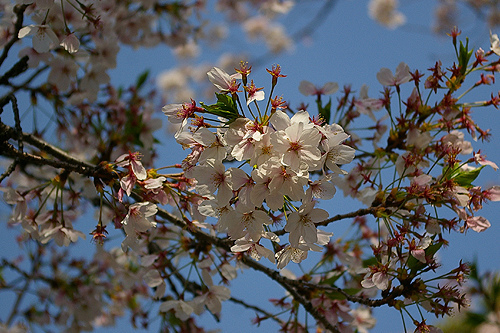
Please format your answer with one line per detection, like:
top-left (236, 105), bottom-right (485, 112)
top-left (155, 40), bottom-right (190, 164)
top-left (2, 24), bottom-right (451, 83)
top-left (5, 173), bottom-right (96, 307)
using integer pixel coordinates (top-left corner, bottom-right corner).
top-left (0, 4), bottom-right (28, 68)
top-left (0, 124), bottom-right (381, 331)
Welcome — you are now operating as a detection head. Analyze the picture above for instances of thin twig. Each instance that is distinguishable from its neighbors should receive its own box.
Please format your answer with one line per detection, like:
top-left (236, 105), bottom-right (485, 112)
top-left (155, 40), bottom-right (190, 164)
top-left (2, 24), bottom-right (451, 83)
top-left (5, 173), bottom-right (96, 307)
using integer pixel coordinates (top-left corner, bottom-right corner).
top-left (0, 4), bottom-right (29, 68)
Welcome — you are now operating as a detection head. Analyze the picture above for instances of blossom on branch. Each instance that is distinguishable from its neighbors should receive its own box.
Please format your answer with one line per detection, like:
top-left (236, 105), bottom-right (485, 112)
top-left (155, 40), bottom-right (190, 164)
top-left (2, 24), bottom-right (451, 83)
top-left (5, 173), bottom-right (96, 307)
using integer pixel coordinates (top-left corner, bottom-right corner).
top-left (18, 24), bottom-right (59, 53)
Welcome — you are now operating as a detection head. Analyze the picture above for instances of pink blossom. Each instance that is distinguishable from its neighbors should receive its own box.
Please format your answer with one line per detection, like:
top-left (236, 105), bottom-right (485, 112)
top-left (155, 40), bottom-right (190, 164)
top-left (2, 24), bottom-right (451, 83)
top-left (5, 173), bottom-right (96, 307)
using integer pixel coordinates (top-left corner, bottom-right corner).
top-left (285, 201), bottom-right (329, 247)
top-left (116, 152), bottom-right (148, 181)
top-left (490, 30), bottom-right (500, 56)
top-left (159, 300), bottom-right (193, 321)
top-left (207, 67), bottom-right (241, 92)
top-left (376, 62), bottom-right (411, 86)
top-left (224, 204), bottom-right (272, 241)
top-left (474, 152), bottom-right (498, 170)
top-left (18, 25), bottom-right (59, 53)
top-left (410, 236), bottom-right (432, 264)
top-left (271, 122), bottom-right (322, 171)
top-left (305, 175), bottom-right (336, 202)
top-left (369, 0), bottom-right (406, 29)
top-left (121, 202), bottom-right (158, 234)
top-left (299, 80), bottom-right (338, 96)
top-left (466, 216), bottom-right (491, 232)
top-left (245, 80), bottom-right (265, 105)
top-left (191, 160), bottom-right (233, 206)
top-left (354, 84), bottom-right (384, 120)
top-left (484, 186), bottom-right (500, 201)
top-left (60, 33), bottom-right (80, 54)
top-left (275, 244), bottom-right (309, 269)
top-left (231, 236), bottom-right (276, 263)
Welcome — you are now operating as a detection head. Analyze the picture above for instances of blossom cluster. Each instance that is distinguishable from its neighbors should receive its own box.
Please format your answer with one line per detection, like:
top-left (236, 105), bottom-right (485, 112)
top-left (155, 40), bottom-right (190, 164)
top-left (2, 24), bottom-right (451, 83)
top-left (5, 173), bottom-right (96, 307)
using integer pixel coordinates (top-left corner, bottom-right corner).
top-left (161, 65), bottom-right (356, 268)
top-left (3, 0), bottom-right (295, 105)
top-left (2, 0), bottom-right (500, 330)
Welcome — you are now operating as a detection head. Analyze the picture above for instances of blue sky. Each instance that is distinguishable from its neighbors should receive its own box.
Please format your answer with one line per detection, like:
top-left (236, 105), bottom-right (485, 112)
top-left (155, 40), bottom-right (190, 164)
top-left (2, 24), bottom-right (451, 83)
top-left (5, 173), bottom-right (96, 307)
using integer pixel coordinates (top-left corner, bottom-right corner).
top-left (1, 0), bottom-right (500, 332)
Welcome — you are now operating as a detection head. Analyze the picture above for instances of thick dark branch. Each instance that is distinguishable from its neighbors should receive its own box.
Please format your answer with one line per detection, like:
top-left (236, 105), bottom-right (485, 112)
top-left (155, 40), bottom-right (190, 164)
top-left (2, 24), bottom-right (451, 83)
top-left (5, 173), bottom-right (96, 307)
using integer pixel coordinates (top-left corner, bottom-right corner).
top-left (0, 56), bottom-right (29, 86)
top-left (0, 121), bottom-right (96, 177)
top-left (291, 279), bottom-right (404, 308)
top-left (1, 141), bottom-right (96, 177)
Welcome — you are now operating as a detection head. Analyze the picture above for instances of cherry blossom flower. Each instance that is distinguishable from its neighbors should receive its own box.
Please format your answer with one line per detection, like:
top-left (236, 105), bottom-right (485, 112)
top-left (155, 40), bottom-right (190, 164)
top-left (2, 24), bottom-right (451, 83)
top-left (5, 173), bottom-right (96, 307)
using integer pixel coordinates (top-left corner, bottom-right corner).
top-left (245, 80), bottom-right (265, 105)
top-left (409, 236), bottom-right (432, 264)
top-left (406, 127), bottom-right (432, 150)
top-left (207, 67), bottom-right (241, 92)
top-left (116, 152), bottom-right (148, 181)
top-left (60, 33), bottom-right (80, 54)
top-left (194, 285), bottom-right (231, 315)
top-left (40, 225), bottom-right (86, 247)
top-left (159, 300), bottom-right (193, 321)
top-left (354, 84), bottom-right (384, 120)
top-left (466, 216), bottom-right (491, 232)
top-left (361, 269), bottom-right (390, 290)
top-left (305, 175), bottom-right (336, 202)
top-left (264, 158), bottom-right (309, 203)
top-left (271, 122), bottom-right (322, 171)
top-left (162, 99), bottom-right (203, 124)
top-left (484, 185), bottom-right (500, 202)
top-left (474, 152), bottom-right (498, 170)
top-left (231, 236), bottom-right (276, 263)
top-left (197, 199), bottom-right (235, 232)
top-left (143, 177), bottom-right (168, 204)
top-left (490, 30), bottom-right (500, 56)
top-left (47, 56), bottom-right (79, 91)
top-left (80, 64), bottom-right (111, 100)
top-left (299, 80), bottom-right (339, 97)
top-left (270, 109), bottom-right (313, 131)
top-left (18, 47), bottom-right (51, 68)
top-left (250, 166), bottom-right (285, 210)
top-left (18, 24), bottom-right (59, 53)
top-left (192, 127), bottom-right (228, 163)
top-left (275, 244), bottom-right (309, 269)
top-left (191, 160), bottom-right (233, 206)
top-left (368, 0), bottom-right (406, 29)
top-left (121, 202), bottom-right (158, 235)
top-left (442, 130), bottom-right (473, 155)
top-left (223, 204), bottom-right (272, 241)
top-left (264, 24), bottom-right (292, 53)
top-left (119, 173), bottom-right (136, 198)
top-left (361, 258), bottom-right (395, 291)
top-left (377, 62), bottom-right (411, 86)
top-left (1, 187), bottom-right (30, 224)
top-left (322, 138), bottom-right (356, 174)
top-left (285, 201), bottom-right (329, 247)
top-left (351, 307), bottom-right (376, 333)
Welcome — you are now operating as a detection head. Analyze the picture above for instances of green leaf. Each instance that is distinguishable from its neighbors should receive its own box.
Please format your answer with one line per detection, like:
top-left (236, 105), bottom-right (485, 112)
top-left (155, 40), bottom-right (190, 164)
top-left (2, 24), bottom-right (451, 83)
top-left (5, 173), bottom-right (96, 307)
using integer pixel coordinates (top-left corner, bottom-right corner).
top-left (136, 70), bottom-right (150, 90)
top-left (326, 288), bottom-right (361, 301)
top-left (458, 38), bottom-right (473, 75)
top-left (200, 93), bottom-right (240, 123)
top-left (363, 257), bottom-right (378, 267)
top-left (453, 165), bottom-right (485, 188)
top-left (321, 271), bottom-right (344, 286)
top-left (319, 98), bottom-right (332, 124)
top-left (464, 312), bottom-right (487, 327)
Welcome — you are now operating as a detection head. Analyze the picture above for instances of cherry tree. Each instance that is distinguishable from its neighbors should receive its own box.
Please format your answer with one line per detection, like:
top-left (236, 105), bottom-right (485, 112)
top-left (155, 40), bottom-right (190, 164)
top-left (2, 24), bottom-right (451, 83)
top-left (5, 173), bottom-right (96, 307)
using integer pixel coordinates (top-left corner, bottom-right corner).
top-left (1, 1), bottom-right (500, 332)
